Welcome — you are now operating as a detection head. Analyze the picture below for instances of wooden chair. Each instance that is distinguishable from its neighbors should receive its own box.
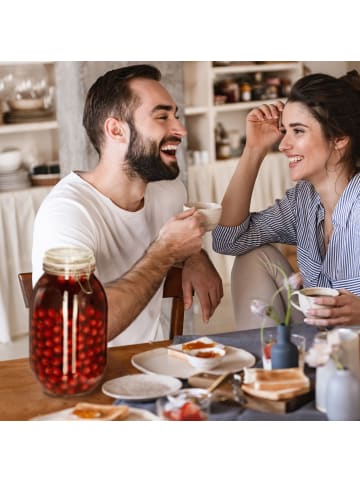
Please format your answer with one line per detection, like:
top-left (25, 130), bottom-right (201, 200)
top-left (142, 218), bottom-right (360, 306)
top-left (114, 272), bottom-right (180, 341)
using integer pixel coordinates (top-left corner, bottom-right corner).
top-left (18, 266), bottom-right (185, 338)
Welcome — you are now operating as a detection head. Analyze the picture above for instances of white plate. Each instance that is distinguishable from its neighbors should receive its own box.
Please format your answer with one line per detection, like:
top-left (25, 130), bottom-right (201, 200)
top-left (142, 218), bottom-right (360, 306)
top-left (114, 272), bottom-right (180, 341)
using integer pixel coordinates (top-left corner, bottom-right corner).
top-left (131, 346), bottom-right (256, 378)
top-left (101, 373), bottom-right (182, 401)
top-left (30, 407), bottom-right (160, 421)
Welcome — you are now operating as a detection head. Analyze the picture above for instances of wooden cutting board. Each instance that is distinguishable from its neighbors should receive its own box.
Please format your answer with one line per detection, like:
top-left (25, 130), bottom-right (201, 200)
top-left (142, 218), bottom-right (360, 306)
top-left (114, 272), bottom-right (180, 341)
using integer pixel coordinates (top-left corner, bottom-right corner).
top-left (188, 372), bottom-right (314, 414)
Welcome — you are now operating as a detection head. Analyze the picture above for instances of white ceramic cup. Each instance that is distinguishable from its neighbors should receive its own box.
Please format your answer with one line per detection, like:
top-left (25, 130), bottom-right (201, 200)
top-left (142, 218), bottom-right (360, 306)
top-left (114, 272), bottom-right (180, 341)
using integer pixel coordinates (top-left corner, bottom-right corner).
top-left (184, 201), bottom-right (222, 232)
top-left (291, 287), bottom-right (339, 315)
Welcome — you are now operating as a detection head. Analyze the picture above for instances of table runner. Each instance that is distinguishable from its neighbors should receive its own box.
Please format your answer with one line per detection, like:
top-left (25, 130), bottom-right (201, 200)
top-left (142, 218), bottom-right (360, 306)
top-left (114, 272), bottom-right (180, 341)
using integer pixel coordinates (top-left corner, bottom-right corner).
top-left (114, 324), bottom-right (328, 420)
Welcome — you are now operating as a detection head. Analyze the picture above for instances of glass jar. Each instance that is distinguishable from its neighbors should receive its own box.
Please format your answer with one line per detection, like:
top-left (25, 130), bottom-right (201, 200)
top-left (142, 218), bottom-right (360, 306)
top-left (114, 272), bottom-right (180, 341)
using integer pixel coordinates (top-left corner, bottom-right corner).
top-left (216, 138), bottom-right (231, 160)
top-left (30, 246), bottom-right (108, 397)
top-left (240, 82), bottom-right (252, 102)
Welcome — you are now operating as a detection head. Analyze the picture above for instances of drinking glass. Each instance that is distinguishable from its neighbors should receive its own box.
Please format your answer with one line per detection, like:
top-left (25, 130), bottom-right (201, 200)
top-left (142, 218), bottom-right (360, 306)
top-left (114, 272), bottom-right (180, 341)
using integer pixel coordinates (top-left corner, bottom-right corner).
top-left (261, 333), bottom-right (276, 370)
top-left (291, 334), bottom-right (306, 370)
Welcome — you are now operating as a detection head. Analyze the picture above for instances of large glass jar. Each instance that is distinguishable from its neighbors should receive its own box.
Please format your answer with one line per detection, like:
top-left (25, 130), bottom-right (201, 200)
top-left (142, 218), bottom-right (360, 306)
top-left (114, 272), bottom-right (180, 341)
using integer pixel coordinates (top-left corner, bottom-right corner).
top-left (30, 247), bottom-right (108, 397)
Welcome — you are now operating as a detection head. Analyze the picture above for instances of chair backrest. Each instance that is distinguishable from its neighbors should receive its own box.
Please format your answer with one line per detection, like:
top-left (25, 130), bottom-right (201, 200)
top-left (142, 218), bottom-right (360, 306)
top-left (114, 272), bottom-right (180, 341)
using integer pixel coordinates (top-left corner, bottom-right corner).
top-left (18, 266), bottom-right (185, 338)
top-left (18, 272), bottom-right (32, 309)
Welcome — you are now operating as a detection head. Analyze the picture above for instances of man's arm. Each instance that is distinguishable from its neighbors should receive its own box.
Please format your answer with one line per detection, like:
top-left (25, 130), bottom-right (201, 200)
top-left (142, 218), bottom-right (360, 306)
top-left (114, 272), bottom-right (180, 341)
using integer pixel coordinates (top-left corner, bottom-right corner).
top-left (105, 209), bottom-right (205, 340)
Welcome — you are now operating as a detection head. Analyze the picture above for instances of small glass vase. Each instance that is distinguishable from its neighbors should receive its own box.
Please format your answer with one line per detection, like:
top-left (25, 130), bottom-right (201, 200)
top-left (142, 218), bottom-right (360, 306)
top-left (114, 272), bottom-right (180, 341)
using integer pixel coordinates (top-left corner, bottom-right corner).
top-left (271, 323), bottom-right (299, 369)
top-left (326, 368), bottom-right (360, 421)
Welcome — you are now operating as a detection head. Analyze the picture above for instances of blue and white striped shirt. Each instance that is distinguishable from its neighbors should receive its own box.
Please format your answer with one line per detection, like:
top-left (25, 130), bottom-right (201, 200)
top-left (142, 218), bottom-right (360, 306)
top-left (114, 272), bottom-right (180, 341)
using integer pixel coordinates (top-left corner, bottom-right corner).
top-left (212, 173), bottom-right (360, 295)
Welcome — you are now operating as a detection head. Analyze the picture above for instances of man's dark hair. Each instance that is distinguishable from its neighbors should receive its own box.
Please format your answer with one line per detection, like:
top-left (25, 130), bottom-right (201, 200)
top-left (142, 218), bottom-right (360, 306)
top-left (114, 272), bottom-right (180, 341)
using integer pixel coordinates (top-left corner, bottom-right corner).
top-left (83, 64), bottom-right (161, 154)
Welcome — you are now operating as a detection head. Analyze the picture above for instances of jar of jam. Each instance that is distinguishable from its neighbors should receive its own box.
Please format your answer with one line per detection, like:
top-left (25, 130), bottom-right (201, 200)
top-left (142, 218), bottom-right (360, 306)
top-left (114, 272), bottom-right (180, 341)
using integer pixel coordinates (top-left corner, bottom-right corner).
top-left (30, 246), bottom-right (108, 397)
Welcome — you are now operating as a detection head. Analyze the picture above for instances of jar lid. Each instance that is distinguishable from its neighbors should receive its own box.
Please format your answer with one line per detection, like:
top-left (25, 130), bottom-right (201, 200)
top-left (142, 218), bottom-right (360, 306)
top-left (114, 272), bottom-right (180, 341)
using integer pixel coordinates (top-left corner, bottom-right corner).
top-left (43, 246), bottom-right (96, 276)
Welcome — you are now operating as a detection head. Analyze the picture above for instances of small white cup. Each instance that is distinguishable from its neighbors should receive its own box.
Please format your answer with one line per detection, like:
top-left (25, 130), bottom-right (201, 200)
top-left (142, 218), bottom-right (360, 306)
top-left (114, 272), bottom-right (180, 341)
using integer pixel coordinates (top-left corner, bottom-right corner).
top-left (184, 201), bottom-right (222, 231)
top-left (291, 287), bottom-right (339, 315)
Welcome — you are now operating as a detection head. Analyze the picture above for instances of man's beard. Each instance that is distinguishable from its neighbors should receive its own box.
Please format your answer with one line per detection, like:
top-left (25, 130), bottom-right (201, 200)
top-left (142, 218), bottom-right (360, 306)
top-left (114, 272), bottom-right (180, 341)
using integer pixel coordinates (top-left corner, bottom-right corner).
top-left (126, 126), bottom-right (180, 182)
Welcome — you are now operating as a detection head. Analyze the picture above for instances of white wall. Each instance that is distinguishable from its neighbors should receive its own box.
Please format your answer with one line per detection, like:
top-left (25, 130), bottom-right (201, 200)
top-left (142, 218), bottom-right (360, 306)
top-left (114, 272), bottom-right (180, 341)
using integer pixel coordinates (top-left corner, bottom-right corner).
top-left (303, 61), bottom-right (348, 76)
top-left (347, 62), bottom-right (360, 73)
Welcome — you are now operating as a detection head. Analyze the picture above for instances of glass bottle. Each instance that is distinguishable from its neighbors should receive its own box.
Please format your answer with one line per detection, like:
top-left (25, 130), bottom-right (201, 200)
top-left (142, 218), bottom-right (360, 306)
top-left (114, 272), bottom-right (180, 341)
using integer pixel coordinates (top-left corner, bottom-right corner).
top-left (240, 82), bottom-right (252, 102)
top-left (215, 122), bottom-right (231, 160)
top-left (252, 72), bottom-right (264, 100)
top-left (30, 246), bottom-right (108, 397)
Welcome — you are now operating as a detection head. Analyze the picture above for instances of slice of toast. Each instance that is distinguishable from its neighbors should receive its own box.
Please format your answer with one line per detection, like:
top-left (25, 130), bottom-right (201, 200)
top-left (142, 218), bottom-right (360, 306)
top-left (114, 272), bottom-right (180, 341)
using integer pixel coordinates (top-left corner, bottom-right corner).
top-left (72, 402), bottom-right (129, 421)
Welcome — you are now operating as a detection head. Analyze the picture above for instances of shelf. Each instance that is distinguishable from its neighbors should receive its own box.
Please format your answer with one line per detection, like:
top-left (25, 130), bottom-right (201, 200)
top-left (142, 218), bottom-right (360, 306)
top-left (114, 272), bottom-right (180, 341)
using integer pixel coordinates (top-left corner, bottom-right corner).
top-left (184, 106), bottom-right (208, 116)
top-left (214, 98), bottom-right (287, 113)
top-left (212, 62), bottom-right (301, 77)
top-left (0, 120), bottom-right (58, 134)
top-left (183, 61), bottom-right (303, 162)
top-left (0, 61), bottom-right (55, 67)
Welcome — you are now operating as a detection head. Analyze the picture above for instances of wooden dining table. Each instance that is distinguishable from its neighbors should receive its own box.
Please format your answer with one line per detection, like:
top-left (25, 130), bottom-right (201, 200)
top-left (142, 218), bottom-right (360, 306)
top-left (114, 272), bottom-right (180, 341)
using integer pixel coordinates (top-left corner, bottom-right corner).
top-left (1, 325), bottom-right (328, 421)
top-left (0, 340), bottom-right (170, 421)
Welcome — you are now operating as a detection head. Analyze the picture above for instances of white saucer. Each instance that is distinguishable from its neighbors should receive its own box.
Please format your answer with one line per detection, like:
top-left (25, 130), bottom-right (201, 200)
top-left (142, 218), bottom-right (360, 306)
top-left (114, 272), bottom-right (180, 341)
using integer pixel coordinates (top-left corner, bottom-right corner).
top-left (102, 373), bottom-right (182, 401)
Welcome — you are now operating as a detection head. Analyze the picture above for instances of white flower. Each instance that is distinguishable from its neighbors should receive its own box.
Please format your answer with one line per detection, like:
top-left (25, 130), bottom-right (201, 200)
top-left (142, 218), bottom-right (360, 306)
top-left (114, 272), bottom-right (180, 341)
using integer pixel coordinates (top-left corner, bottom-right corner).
top-left (250, 299), bottom-right (269, 318)
top-left (252, 259), bottom-right (303, 327)
top-left (287, 272), bottom-right (303, 291)
top-left (305, 329), bottom-right (345, 369)
top-left (327, 330), bottom-right (341, 349)
top-left (305, 343), bottom-right (332, 367)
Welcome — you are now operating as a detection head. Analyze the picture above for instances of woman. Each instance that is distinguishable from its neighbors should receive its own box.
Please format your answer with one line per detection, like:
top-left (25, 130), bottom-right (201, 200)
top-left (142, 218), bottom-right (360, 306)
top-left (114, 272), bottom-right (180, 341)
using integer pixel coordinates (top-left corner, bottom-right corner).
top-left (213, 70), bottom-right (360, 329)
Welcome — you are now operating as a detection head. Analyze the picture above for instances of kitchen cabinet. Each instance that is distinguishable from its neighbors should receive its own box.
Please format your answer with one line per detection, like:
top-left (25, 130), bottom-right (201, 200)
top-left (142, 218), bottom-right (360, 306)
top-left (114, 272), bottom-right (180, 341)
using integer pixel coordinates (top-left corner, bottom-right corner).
top-left (183, 61), bottom-right (303, 162)
top-left (0, 62), bottom-right (58, 168)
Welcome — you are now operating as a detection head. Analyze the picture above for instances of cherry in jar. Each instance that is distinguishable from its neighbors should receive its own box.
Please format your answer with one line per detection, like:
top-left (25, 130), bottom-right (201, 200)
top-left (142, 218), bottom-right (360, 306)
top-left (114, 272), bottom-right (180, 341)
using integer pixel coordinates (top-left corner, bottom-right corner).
top-left (30, 246), bottom-right (108, 397)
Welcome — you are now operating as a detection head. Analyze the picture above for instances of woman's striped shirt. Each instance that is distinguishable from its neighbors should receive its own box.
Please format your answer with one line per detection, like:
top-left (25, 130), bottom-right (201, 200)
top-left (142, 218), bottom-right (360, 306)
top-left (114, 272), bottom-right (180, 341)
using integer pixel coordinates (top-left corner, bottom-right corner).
top-left (212, 174), bottom-right (360, 295)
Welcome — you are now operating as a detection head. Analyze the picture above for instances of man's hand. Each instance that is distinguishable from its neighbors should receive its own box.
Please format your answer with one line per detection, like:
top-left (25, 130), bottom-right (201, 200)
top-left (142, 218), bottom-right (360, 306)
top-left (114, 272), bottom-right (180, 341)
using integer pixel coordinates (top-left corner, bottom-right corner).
top-left (156, 208), bottom-right (205, 263)
top-left (182, 250), bottom-right (223, 323)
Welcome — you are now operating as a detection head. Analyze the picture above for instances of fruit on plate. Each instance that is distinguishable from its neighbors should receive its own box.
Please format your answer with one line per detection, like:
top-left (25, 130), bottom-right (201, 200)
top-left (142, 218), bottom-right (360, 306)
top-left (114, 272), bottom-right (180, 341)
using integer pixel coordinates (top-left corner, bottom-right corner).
top-left (158, 388), bottom-right (210, 421)
top-left (163, 401), bottom-right (207, 421)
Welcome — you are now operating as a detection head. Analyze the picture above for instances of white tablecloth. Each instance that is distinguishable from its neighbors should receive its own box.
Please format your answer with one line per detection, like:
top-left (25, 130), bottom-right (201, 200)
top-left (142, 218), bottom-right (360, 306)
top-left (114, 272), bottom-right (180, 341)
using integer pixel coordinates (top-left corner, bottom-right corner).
top-left (187, 153), bottom-right (294, 284)
top-left (0, 186), bottom-right (52, 343)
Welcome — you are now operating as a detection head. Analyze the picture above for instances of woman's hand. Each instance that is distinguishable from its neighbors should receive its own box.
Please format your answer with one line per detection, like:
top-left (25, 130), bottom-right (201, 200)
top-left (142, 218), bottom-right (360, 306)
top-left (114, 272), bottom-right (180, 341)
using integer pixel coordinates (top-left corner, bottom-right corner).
top-left (304, 289), bottom-right (360, 327)
top-left (245, 101), bottom-right (285, 153)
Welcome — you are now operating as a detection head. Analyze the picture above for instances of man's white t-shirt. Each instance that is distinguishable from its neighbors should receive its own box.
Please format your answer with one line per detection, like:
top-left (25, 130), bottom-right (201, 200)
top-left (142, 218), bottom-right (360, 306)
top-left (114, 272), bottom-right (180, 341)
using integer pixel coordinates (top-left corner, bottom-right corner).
top-left (32, 172), bottom-right (187, 346)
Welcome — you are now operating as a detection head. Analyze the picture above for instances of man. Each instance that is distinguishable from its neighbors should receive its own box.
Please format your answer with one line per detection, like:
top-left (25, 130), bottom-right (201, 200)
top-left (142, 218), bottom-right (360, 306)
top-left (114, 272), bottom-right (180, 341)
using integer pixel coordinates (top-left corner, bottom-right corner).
top-left (32, 64), bottom-right (223, 345)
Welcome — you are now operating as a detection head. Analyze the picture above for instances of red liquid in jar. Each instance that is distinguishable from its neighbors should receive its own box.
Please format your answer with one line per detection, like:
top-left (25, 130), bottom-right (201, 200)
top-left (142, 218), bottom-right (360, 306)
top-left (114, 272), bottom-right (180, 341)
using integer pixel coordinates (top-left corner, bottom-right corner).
top-left (30, 273), bottom-right (107, 397)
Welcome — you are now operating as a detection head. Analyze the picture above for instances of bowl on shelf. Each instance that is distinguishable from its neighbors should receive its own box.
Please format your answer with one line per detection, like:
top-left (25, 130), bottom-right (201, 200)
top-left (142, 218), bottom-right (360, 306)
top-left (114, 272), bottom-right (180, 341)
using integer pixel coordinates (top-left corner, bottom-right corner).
top-left (0, 149), bottom-right (22, 173)
top-left (30, 173), bottom-right (60, 187)
top-left (8, 98), bottom-right (45, 111)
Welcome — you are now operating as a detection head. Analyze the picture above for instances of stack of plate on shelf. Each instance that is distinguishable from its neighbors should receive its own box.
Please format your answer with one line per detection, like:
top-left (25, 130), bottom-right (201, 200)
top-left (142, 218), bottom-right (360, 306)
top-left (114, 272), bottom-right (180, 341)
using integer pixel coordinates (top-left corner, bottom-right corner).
top-left (4, 98), bottom-right (54, 124)
top-left (0, 148), bottom-right (30, 191)
top-left (0, 168), bottom-right (30, 192)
